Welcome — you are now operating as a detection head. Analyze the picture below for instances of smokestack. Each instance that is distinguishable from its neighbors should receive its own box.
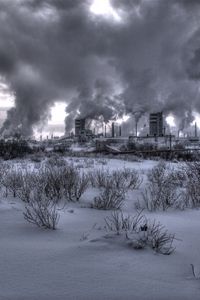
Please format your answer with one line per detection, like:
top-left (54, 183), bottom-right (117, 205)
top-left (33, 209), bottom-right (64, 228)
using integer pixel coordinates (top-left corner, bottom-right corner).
top-left (112, 122), bottom-right (115, 138)
top-left (105, 124), bottom-right (107, 137)
top-left (135, 121), bottom-right (138, 137)
top-left (195, 122), bottom-right (197, 138)
top-left (119, 126), bottom-right (122, 137)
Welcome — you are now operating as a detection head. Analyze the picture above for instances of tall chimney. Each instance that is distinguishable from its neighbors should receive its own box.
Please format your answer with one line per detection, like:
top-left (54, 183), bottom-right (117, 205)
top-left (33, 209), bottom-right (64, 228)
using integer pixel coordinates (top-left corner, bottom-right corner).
top-left (119, 126), bottom-right (122, 137)
top-left (163, 126), bottom-right (166, 136)
top-left (112, 122), bottom-right (115, 138)
top-left (135, 120), bottom-right (138, 137)
top-left (195, 122), bottom-right (197, 138)
top-left (105, 124), bottom-right (107, 137)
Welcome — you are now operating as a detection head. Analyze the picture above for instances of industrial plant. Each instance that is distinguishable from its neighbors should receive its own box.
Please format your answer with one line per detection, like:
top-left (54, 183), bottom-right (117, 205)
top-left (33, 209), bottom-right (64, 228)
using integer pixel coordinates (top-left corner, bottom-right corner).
top-left (0, 110), bottom-right (193, 161)
top-left (0, 108), bottom-right (199, 161)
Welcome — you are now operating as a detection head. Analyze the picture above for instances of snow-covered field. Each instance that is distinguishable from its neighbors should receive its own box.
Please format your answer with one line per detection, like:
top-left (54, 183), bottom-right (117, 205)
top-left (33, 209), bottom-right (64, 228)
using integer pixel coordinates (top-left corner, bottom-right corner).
top-left (0, 157), bottom-right (200, 300)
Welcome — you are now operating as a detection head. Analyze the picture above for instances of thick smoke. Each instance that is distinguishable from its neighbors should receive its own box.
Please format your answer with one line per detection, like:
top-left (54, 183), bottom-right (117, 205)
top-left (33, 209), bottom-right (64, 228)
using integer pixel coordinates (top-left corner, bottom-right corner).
top-left (0, 0), bottom-right (200, 136)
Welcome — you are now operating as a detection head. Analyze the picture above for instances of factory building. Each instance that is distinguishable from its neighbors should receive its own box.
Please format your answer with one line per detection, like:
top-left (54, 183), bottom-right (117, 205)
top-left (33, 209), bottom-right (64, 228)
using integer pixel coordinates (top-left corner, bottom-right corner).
top-left (75, 118), bottom-right (86, 136)
top-left (74, 118), bottom-right (93, 142)
top-left (149, 112), bottom-right (163, 136)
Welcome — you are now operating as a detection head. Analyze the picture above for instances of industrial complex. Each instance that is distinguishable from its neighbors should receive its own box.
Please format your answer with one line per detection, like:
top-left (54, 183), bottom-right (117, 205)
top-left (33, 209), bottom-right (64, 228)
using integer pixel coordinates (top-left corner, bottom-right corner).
top-left (30, 111), bottom-right (199, 158)
top-left (1, 111), bottom-right (199, 159)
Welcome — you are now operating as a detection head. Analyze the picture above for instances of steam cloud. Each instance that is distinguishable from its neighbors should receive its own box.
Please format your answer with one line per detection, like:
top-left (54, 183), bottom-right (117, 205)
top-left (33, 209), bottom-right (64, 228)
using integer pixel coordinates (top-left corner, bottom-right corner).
top-left (0, 0), bottom-right (200, 136)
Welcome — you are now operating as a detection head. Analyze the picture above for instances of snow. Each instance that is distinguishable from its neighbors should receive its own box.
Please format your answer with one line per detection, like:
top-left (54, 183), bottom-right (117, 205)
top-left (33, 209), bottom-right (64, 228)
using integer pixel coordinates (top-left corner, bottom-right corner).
top-left (0, 157), bottom-right (200, 299)
top-left (69, 143), bottom-right (95, 152)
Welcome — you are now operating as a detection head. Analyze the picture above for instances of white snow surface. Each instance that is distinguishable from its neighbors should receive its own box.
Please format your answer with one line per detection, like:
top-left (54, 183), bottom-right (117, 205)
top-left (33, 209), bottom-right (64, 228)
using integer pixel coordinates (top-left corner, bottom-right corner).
top-left (0, 158), bottom-right (200, 300)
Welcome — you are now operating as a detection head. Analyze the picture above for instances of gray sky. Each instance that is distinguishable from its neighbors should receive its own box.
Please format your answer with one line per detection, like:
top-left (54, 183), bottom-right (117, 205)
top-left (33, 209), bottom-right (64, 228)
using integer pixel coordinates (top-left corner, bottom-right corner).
top-left (0, 0), bottom-right (200, 136)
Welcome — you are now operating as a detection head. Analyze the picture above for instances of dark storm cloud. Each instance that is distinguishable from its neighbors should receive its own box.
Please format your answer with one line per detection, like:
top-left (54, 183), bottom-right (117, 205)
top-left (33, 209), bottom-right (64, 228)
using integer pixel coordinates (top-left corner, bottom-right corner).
top-left (0, 0), bottom-right (94, 135)
top-left (0, 0), bottom-right (200, 136)
top-left (176, 0), bottom-right (200, 7)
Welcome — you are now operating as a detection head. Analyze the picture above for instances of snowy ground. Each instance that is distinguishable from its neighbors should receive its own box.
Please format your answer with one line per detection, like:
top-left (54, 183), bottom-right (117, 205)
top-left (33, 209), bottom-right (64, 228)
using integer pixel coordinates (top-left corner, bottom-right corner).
top-left (0, 157), bottom-right (200, 300)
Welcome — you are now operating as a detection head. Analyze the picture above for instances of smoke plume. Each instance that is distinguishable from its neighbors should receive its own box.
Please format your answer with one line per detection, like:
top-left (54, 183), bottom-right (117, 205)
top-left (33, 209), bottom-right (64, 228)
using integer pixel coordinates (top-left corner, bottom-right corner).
top-left (0, 0), bottom-right (200, 136)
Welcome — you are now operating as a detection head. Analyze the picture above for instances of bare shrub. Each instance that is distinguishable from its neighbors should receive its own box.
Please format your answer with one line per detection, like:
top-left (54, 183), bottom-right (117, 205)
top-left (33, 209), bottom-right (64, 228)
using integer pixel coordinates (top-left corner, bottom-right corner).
top-left (138, 184), bottom-right (181, 211)
top-left (18, 166), bottom-right (63, 203)
top-left (33, 162), bottom-right (41, 170)
top-left (17, 171), bottom-right (37, 202)
top-left (23, 192), bottom-right (60, 229)
top-left (89, 169), bottom-right (110, 188)
top-left (131, 219), bottom-right (176, 255)
top-left (84, 159), bottom-right (95, 168)
top-left (46, 156), bottom-right (68, 168)
top-left (0, 162), bottom-right (11, 190)
top-left (63, 166), bottom-right (89, 202)
top-left (27, 163), bottom-right (89, 203)
top-left (68, 172), bottom-right (89, 201)
top-left (30, 153), bottom-right (44, 163)
top-left (169, 168), bottom-right (187, 188)
top-left (112, 168), bottom-right (142, 190)
top-left (0, 162), bottom-right (11, 174)
top-left (98, 158), bottom-right (107, 166)
top-left (104, 210), bottom-right (144, 235)
top-left (136, 161), bottom-right (181, 211)
top-left (2, 168), bottom-right (23, 197)
top-left (74, 158), bottom-right (81, 163)
top-left (147, 161), bottom-right (171, 185)
top-left (92, 181), bottom-right (126, 210)
top-left (183, 161), bottom-right (200, 207)
top-left (76, 163), bottom-right (85, 169)
top-left (105, 211), bottom-right (176, 255)
top-left (89, 168), bottom-right (142, 192)
top-left (124, 169), bottom-right (143, 190)
top-left (39, 166), bottom-right (65, 201)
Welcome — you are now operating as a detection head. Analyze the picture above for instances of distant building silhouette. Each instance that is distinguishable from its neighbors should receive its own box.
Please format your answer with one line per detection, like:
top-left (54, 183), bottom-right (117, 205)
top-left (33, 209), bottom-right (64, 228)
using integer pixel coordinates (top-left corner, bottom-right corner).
top-left (149, 112), bottom-right (163, 136)
top-left (75, 118), bottom-right (85, 136)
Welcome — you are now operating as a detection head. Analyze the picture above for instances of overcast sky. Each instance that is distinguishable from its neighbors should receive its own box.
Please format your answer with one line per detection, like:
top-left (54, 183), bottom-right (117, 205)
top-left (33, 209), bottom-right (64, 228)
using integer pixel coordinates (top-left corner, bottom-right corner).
top-left (0, 0), bottom-right (200, 136)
